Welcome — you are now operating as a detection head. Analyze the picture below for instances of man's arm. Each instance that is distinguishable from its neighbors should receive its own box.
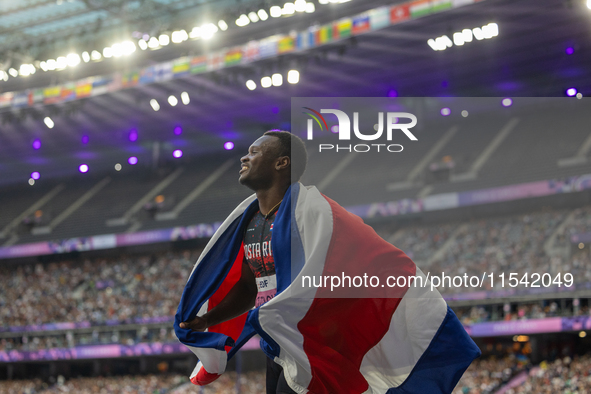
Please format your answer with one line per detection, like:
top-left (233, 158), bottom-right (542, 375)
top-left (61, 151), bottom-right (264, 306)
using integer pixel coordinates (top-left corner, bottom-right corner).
top-left (180, 261), bottom-right (257, 331)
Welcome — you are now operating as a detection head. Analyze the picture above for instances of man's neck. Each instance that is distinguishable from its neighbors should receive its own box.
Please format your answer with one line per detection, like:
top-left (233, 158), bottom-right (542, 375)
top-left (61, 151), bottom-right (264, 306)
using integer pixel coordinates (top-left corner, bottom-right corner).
top-left (256, 184), bottom-right (289, 216)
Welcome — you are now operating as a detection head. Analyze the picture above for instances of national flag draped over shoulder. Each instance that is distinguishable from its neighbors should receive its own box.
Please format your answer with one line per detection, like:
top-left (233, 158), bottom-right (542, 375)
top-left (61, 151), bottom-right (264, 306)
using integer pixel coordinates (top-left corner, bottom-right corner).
top-left (174, 183), bottom-right (480, 394)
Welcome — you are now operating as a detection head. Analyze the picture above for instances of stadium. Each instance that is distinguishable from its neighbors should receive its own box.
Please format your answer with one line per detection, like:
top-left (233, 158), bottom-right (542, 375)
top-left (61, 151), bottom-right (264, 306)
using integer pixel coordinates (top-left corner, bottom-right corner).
top-left (0, 0), bottom-right (591, 392)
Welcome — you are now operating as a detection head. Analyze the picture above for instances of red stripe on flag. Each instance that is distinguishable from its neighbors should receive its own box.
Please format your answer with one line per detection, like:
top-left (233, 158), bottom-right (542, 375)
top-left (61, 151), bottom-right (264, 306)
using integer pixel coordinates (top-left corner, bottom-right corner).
top-left (297, 197), bottom-right (416, 393)
top-left (208, 244), bottom-right (248, 352)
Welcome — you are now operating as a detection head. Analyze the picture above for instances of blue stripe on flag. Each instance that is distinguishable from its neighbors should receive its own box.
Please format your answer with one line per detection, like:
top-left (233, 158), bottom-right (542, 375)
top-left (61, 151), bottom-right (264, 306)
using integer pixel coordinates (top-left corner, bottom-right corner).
top-left (386, 306), bottom-right (481, 394)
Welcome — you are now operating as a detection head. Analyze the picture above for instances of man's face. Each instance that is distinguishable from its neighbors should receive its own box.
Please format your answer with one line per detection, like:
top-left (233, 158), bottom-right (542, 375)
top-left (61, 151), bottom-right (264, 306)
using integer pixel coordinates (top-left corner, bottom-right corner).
top-left (239, 136), bottom-right (279, 191)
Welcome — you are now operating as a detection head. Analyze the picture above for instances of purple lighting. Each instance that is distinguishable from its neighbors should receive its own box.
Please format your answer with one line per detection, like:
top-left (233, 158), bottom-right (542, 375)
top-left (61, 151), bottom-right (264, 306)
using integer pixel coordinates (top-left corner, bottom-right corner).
top-left (566, 88), bottom-right (577, 97)
top-left (566, 47), bottom-right (574, 55)
top-left (501, 98), bottom-right (513, 107)
top-left (128, 156), bottom-right (138, 165)
top-left (128, 129), bottom-right (138, 142)
top-left (387, 89), bottom-right (398, 97)
top-left (272, 107), bottom-right (279, 114)
top-left (81, 135), bottom-right (89, 144)
top-left (440, 108), bottom-right (451, 116)
top-left (32, 139), bottom-right (41, 150)
top-left (173, 149), bottom-right (183, 158)
top-left (224, 142), bottom-right (234, 150)
top-left (31, 171), bottom-right (40, 180)
top-left (79, 164), bottom-right (89, 173)
top-left (174, 126), bottom-right (182, 135)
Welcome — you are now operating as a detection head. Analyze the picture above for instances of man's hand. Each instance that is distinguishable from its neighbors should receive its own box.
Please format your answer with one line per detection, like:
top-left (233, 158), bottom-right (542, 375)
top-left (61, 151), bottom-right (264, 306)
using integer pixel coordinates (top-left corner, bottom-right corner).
top-left (180, 316), bottom-right (209, 332)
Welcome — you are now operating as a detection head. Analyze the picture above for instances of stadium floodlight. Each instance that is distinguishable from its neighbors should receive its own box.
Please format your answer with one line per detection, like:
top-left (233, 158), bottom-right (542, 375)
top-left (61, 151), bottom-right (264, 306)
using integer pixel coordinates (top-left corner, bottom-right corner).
top-left (171, 30), bottom-right (188, 43)
top-left (115, 163), bottom-right (122, 171)
top-left (453, 32), bottom-right (465, 46)
top-left (258, 9), bottom-right (269, 20)
top-left (305, 2), bottom-right (315, 12)
top-left (159, 34), bottom-right (170, 46)
top-left (39, 61), bottom-right (48, 71)
top-left (329, 0), bottom-right (339, 3)
top-left (46, 59), bottom-right (57, 70)
top-left (8, 68), bottom-right (18, 77)
top-left (270, 6), bottom-right (282, 17)
top-left (79, 164), bottom-right (89, 173)
top-left (148, 37), bottom-right (160, 48)
top-left (287, 69), bottom-right (300, 84)
top-left (28, 179), bottom-right (35, 185)
top-left (128, 156), bottom-right (138, 165)
top-left (150, 99), bottom-right (160, 111)
top-left (577, 92), bottom-right (583, 99)
top-left (111, 43), bottom-right (123, 57)
top-left (246, 80), bottom-right (257, 90)
top-left (31, 171), bottom-right (40, 180)
top-left (218, 20), bottom-right (229, 31)
top-left (588, 0), bottom-right (591, 9)
top-left (44, 117), bottom-right (54, 128)
top-left (283, 2), bottom-right (296, 14)
top-left (224, 142), bottom-right (234, 150)
top-left (56, 56), bottom-right (68, 69)
top-left (0, 70), bottom-right (7, 81)
top-left (433, 36), bottom-right (452, 50)
top-left (294, 0), bottom-right (307, 12)
top-left (566, 87), bottom-right (577, 97)
top-left (67, 53), bottom-right (81, 66)
top-left (427, 39), bottom-right (439, 51)
top-left (103, 46), bottom-right (113, 58)
top-left (236, 14), bottom-right (250, 26)
top-left (201, 23), bottom-right (218, 39)
top-left (261, 76), bottom-right (272, 88)
top-left (19, 64), bottom-right (32, 76)
top-left (121, 41), bottom-right (136, 55)
top-left (484, 22), bottom-right (499, 37)
top-left (501, 98), bottom-right (513, 107)
top-left (248, 11), bottom-right (259, 22)
top-left (33, 139), bottom-right (41, 149)
top-left (138, 39), bottom-right (148, 50)
top-left (189, 27), bottom-right (201, 39)
top-left (462, 29), bottom-right (473, 42)
top-left (318, 0), bottom-right (329, 3)
top-left (168, 95), bottom-right (178, 106)
top-left (82, 51), bottom-right (90, 62)
top-left (272, 73), bottom-right (283, 86)
top-left (181, 92), bottom-right (190, 105)
top-left (472, 27), bottom-right (485, 40)
top-left (440, 108), bottom-right (451, 116)
top-left (91, 50), bottom-right (102, 60)
top-left (173, 149), bottom-right (183, 158)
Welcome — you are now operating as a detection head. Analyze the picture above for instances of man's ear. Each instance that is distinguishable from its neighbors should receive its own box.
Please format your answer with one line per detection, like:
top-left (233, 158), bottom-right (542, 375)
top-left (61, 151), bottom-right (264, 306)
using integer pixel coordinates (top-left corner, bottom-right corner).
top-left (276, 156), bottom-right (290, 171)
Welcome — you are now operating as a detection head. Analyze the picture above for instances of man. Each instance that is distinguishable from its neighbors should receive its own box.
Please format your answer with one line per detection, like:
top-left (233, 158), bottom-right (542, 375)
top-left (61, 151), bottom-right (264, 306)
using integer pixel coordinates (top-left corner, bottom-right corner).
top-left (179, 131), bottom-right (303, 393)
top-left (175, 130), bottom-right (479, 394)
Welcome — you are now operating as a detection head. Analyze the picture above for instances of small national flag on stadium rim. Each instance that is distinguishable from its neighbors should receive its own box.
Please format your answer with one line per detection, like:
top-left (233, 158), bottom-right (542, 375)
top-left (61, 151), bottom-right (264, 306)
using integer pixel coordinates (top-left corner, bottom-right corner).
top-left (190, 56), bottom-right (207, 74)
top-left (278, 36), bottom-right (295, 54)
top-left (409, 0), bottom-right (432, 17)
top-left (352, 14), bottom-right (370, 35)
top-left (390, 3), bottom-right (410, 23)
top-left (172, 57), bottom-right (191, 75)
top-left (224, 49), bottom-right (243, 66)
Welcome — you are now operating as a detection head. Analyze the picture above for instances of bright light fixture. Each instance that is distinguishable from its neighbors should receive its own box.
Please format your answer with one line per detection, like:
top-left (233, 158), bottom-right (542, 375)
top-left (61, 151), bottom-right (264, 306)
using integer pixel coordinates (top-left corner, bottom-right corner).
top-left (159, 34), bottom-right (170, 46)
top-left (462, 29), bottom-right (473, 42)
top-left (270, 6), bottom-right (282, 17)
top-left (67, 53), bottom-right (81, 66)
top-left (121, 41), bottom-right (136, 54)
top-left (472, 27), bottom-right (484, 40)
top-left (82, 51), bottom-right (90, 62)
top-left (148, 37), bottom-right (160, 48)
top-left (272, 73), bottom-right (283, 86)
top-left (218, 20), bottom-right (228, 31)
top-left (248, 11), bottom-right (259, 22)
top-left (453, 32), bottom-right (464, 46)
top-left (138, 39), bottom-right (148, 50)
top-left (168, 95), bottom-right (178, 106)
top-left (150, 99), bottom-right (160, 111)
top-left (8, 68), bottom-right (18, 77)
top-left (305, 2), bottom-right (315, 12)
top-left (181, 92), bottom-right (190, 105)
top-left (44, 117), bottom-right (54, 129)
top-left (258, 9), bottom-right (269, 20)
top-left (261, 76), bottom-right (272, 88)
top-left (201, 23), bottom-right (218, 39)
top-left (91, 50), bottom-right (102, 60)
top-left (46, 59), bottom-right (57, 70)
top-left (287, 69), bottom-right (299, 84)
top-left (318, 0), bottom-right (329, 3)
top-left (189, 27), bottom-right (201, 39)
top-left (246, 80), bottom-right (257, 90)
top-left (236, 14), bottom-right (250, 27)
top-left (294, 0), bottom-right (307, 12)
top-left (103, 47), bottom-right (113, 58)
top-left (283, 2), bottom-right (296, 15)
